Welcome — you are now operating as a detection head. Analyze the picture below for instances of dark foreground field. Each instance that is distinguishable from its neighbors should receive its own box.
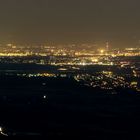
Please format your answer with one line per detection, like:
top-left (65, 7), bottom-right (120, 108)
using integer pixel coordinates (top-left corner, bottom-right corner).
top-left (0, 76), bottom-right (140, 138)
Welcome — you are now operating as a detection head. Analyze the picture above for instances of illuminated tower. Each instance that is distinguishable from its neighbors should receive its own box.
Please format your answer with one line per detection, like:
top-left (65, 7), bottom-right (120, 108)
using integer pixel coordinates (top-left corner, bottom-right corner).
top-left (106, 42), bottom-right (109, 52)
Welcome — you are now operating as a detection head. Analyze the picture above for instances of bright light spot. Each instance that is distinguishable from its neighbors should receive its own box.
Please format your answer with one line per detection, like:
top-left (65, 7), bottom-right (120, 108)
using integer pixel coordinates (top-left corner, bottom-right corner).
top-left (131, 81), bottom-right (137, 87)
top-left (100, 50), bottom-right (104, 53)
top-left (43, 95), bottom-right (47, 99)
top-left (110, 62), bottom-right (114, 65)
top-left (0, 127), bottom-right (2, 132)
top-left (92, 58), bottom-right (98, 62)
top-left (58, 68), bottom-right (67, 71)
top-left (82, 62), bottom-right (86, 66)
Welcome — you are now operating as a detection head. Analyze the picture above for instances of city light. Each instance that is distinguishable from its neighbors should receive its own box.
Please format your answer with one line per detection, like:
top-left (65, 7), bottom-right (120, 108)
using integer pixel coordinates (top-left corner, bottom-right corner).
top-left (100, 49), bottom-right (104, 54)
top-left (0, 127), bottom-right (2, 132)
top-left (0, 43), bottom-right (140, 92)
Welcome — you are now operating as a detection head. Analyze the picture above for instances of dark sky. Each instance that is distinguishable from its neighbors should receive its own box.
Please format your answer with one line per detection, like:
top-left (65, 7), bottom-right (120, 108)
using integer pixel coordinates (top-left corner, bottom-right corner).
top-left (0, 0), bottom-right (140, 47)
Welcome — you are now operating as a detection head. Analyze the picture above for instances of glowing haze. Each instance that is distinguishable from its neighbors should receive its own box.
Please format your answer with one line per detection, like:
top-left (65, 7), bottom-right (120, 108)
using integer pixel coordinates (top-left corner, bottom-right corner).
top-left (0, 0), bottom-right (140, 47)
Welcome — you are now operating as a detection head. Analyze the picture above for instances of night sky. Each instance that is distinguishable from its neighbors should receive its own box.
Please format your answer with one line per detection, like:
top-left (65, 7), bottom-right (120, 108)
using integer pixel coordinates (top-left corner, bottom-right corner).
top-left (0, 0), bottom-right (140, 47)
